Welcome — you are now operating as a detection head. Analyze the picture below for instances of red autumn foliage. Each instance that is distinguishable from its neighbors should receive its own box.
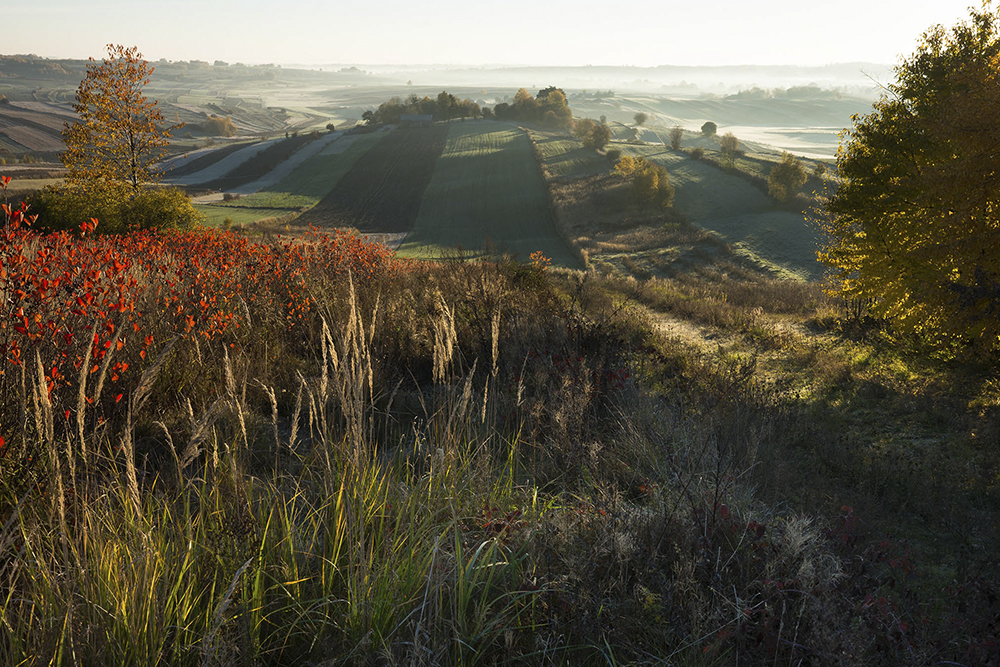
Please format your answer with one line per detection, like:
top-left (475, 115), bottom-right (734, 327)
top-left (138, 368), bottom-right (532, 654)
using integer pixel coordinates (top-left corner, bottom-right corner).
top-left (0, 179), bottom-right (397, 444)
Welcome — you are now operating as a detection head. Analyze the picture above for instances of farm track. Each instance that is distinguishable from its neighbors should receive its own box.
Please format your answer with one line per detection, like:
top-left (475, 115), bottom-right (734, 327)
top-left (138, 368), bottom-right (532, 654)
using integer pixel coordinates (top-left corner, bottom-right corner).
top-left (296, 126), bottom-right (449, 232)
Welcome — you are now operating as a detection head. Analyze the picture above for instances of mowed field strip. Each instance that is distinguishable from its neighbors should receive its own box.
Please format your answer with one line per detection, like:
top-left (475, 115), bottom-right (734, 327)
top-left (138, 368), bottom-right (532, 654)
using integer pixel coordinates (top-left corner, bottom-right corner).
top-left (532, 134), bottom-right (608, 179)
top-left (168, 138), bottom-right (283, 186)
top-left (398, 122), bottom-right (582, 267)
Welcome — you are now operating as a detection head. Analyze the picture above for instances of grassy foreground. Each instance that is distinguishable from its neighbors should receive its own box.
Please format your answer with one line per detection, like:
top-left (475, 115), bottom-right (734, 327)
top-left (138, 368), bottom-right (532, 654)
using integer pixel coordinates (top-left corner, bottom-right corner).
top-left (1, 190), bottom-right (999, 665)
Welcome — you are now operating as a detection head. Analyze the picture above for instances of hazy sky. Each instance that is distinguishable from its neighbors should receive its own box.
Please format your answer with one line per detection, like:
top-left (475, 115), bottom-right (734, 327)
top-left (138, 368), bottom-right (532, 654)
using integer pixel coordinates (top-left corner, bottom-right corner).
top-left (4, 0), bottom-right (982, 67)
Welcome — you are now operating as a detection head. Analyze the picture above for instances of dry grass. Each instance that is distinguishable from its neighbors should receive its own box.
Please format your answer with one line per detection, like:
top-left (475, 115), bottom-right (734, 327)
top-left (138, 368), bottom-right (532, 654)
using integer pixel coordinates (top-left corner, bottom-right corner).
top-left (1, 220), bottom-right (999, 666)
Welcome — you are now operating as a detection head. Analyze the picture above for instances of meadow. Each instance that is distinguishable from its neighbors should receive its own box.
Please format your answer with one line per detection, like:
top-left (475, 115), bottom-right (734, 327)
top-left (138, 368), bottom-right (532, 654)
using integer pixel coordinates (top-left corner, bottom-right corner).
top-left (3, 177), bottom-right (1000, 665)
top-left (622, 145), bottom-right (822, 280)
top-left (530, 132), bottom-right (824, 281)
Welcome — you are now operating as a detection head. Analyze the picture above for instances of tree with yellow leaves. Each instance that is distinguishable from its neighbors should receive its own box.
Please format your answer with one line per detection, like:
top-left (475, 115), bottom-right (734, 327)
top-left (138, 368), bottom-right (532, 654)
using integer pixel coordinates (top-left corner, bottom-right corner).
top-left (819, 4), bottom-right (1000, 356)
top-left (61, 45), bottom-right (178, 195)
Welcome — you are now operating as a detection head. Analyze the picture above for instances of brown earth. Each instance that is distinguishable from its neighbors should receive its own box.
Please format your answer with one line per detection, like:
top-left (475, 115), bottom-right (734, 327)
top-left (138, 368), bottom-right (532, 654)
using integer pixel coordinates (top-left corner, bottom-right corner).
top-left (295, 126), bottom-right (449, 233)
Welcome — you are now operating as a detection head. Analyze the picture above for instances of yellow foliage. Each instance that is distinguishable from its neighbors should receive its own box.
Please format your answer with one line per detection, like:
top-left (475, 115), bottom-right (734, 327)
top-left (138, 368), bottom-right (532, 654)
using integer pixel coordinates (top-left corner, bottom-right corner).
top-left (820, 5), bottom-right (1000, 356)
top-left (61, 45), bottom-right (179, 194)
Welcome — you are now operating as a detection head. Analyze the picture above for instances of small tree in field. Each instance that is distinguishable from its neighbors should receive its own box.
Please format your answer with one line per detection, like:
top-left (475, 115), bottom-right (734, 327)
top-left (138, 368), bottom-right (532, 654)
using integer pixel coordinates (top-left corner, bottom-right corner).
top-left (633, 112), bottom-right (647, 126)
top-left (768, 152), bottom-right (808, 203)
top-left (203, 115), bottom-right (237, 137)
top-left (719, 131), bottom-right (739, 166)
top-left (701, 121), bottom-right (717, 136)
top-left (574, 117), bottom-right (596, 141)
top-left (669, 125), bottom-right (683, 150)
top-left (62, 45), bottom-right (178, 195)
top-left (584, 123), bottom-right (611, 151)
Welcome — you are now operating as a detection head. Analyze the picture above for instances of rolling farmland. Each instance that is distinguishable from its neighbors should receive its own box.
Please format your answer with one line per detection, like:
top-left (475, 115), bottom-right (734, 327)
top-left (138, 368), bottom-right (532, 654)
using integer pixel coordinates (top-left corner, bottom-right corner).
top-left (220, 132), bottom-right (385, 209)
top-left (620, 144), bottom-right (823, 279)
top-left (398, 122), bottom-right (581, 267)
top-left (193, 132), bottom-right (386, 225)
top-left (295, 126), bottom-right (449, 232)
top-left (532, 133), bottom-right (608, 179)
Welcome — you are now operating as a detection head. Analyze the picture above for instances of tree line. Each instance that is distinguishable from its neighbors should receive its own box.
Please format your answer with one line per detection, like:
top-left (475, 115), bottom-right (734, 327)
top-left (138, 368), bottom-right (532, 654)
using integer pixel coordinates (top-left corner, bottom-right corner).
top-left (361, 86), bottom-right (575, 129)
top-left (361, 91), bottom-right (483, 125)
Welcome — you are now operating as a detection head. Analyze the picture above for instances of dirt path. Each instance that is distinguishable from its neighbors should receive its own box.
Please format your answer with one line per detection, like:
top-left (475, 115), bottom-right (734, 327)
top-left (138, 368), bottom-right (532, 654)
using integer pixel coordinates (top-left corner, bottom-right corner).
top-left (639, 303), bottom-right (815, 356)
top-left (639, 305), bottom-right (731, 353)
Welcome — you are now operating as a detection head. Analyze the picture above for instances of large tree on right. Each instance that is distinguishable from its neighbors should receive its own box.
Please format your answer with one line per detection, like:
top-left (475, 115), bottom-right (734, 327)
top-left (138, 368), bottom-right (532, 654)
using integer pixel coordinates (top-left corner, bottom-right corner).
top-left (819, 5), bottom-right (1000, 356)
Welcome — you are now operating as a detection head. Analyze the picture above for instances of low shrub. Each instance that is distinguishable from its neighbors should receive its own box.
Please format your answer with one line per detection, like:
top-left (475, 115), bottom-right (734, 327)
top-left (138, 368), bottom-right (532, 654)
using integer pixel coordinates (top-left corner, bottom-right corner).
top-left (28, 184), bottom-right (203, 233)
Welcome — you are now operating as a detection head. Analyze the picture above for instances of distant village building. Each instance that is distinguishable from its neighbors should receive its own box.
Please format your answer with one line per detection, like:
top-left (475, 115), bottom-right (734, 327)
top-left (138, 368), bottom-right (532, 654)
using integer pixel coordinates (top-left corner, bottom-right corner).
top-left (400, 114), bottom-right (433, 128)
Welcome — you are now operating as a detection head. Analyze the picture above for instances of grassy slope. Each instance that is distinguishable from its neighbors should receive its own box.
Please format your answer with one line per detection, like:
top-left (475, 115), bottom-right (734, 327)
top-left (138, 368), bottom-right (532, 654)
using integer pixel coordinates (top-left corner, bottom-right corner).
top-left (619, 144), bottom-right (823, 279)
top-left (398, 122), bottom-right (582, 267)
top-left (218, 132), bottom-right (385, 210)
top-left (532, 135), bottom-right (608, 179)
top-left (195, 132), bottom-right (385, 224)
top-left (193, 204), bottom-right (295, 227)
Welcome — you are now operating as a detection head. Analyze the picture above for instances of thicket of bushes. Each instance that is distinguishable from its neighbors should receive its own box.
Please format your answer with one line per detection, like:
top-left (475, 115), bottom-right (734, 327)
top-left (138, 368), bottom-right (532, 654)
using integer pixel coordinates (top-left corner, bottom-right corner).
top-left (28, 184), bottom-right (202, 233)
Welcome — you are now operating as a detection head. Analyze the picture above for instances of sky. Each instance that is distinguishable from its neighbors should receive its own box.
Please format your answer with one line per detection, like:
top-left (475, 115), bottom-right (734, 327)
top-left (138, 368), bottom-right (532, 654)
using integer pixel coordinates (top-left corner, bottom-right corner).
top-left (3, 0), bottom-right (983, 68)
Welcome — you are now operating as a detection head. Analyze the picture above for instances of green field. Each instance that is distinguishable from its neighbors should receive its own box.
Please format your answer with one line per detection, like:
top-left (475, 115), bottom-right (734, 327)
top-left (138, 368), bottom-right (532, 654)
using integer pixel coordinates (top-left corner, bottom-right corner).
top-left (194, 204), bottom-right (294, 227)
top-left (398, 122), bottom-right (581, 267)
top-left (531, 133), bottom-right (608, 179)
top-left (620, 145), bottom-right (823, 279)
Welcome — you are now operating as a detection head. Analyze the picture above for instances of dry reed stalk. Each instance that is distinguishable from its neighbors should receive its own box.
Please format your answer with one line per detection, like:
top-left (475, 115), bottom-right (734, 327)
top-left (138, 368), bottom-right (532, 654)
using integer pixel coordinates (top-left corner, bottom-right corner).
top-left (120, 419), bottom-right (142, 517)
top-left (178, 399), bottom-right (227, 471)
top-left (90, 324), bottom-right (121, 406)
top-left (320, 316), bottom-right (335, 403)
top-left (432, 292), bottom-right (457, 385)
top-left (446, 361), bottom-right (477, 445)
top-left (32, 351), bottom-right (53, 446)
top-left (328, 275), bottom-right (376, 464)
top-left (224, 349), bottom-right (248, 448)
top-left (119, 337), bottom-right (178, 514)
top-left (201, 557), bottom-right (254, 667)
top-left (34, 351), bottom-right (72, 569)
top-left (75, 326), bottom-right (93, 466)
top-left (289, 379), bottom-right (303, 452)
top-left (255, 381), bottom-right (280, 454)
top-left (298, 370), bottom-right (320, 447)
top-left (155, 420), bottom-right (181, 482)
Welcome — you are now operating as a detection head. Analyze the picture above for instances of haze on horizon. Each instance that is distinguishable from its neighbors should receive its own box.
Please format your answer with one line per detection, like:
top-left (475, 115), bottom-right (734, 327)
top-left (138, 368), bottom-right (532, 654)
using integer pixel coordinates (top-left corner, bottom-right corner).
top-left (4, 0), bottom-right (979, 69)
